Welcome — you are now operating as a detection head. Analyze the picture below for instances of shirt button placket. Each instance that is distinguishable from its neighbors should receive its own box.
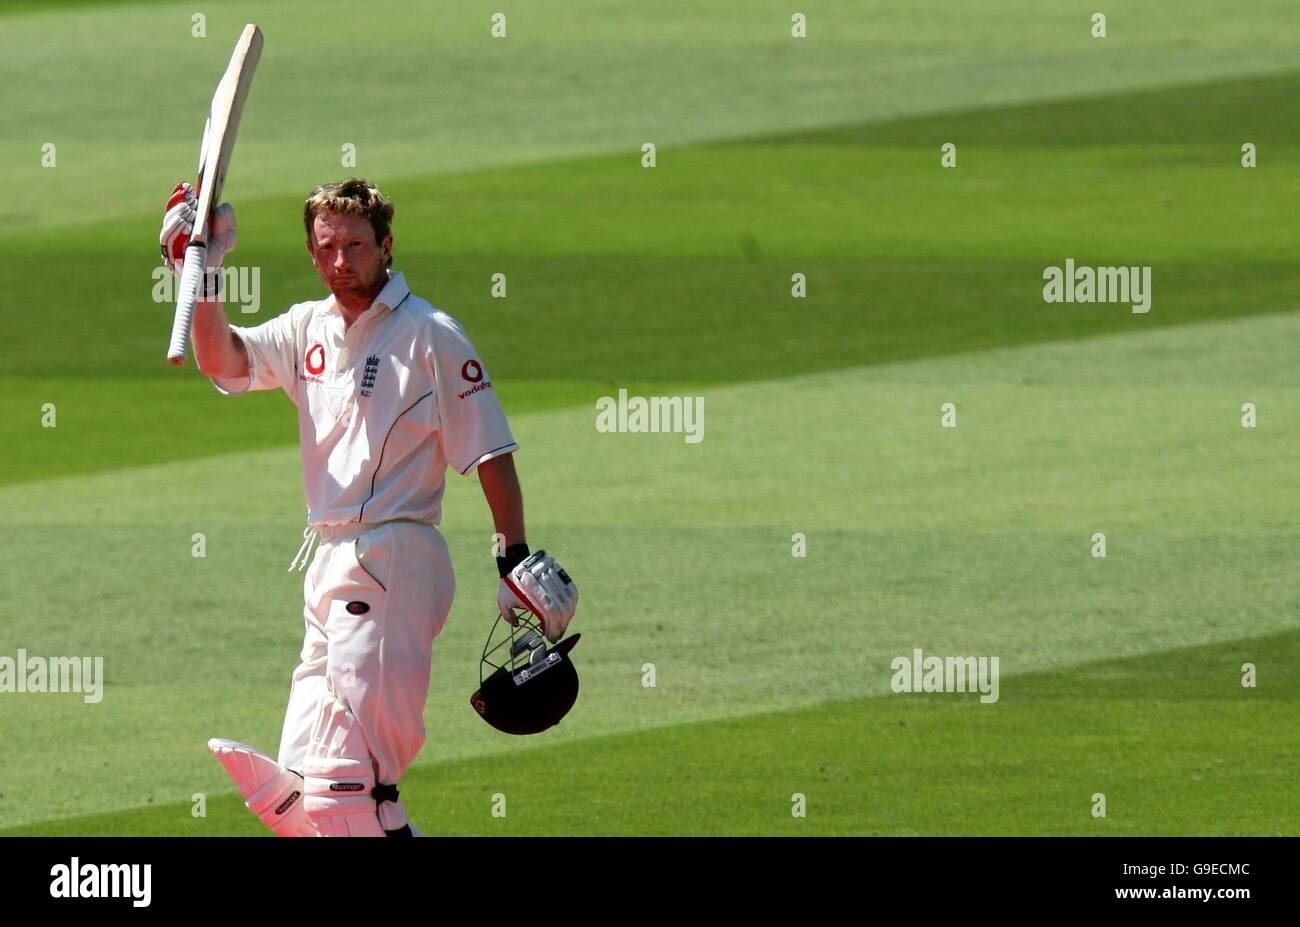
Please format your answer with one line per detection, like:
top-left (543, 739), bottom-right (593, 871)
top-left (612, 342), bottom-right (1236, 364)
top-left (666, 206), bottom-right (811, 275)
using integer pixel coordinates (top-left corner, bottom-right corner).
top-left (339, 318), bottom-right (360, 426)
top-left (335, 320), bottom-right (350, 374)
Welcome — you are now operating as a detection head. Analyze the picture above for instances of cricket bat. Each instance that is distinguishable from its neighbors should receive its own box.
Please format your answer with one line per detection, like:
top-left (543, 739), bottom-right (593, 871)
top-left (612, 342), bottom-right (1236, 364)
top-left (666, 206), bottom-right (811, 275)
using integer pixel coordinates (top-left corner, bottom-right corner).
top-left (166, 23), bottom-right (263, 366)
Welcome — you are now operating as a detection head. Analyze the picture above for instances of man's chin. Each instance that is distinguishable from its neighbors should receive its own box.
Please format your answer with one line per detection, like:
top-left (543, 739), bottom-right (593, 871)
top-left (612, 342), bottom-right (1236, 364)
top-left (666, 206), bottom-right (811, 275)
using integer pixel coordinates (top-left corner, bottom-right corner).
top-left (325, 271), bottom-right (387, 300)
top-left (330, 279), bottom-right (367, 296)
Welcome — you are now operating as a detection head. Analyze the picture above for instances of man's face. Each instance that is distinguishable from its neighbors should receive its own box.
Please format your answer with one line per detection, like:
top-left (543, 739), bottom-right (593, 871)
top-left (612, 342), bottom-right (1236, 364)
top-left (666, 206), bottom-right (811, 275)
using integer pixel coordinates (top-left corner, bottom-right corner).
top-left (306, 211), bottom-right (392, 298)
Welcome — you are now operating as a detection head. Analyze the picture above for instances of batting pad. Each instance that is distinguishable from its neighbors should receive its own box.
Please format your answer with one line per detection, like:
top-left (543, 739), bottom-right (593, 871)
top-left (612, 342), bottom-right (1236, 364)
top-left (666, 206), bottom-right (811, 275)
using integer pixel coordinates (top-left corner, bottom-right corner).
top-left (301, 697), bottom-right (386, 837)
top-left (208, 738), bottom-right (318, 837)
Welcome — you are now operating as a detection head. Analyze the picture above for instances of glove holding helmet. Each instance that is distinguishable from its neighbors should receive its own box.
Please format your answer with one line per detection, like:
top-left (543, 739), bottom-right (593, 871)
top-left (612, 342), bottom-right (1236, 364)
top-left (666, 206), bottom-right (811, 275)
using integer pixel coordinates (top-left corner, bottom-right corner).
top-left (496, 544), bottom-right (578, 644)
top-left (475, 543), bottom-right (582, 735)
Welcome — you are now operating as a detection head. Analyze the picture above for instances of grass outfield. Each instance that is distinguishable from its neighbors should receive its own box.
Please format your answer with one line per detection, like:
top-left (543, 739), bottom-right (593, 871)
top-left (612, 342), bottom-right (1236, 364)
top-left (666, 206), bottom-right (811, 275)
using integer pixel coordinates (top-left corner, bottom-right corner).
top-left (7, 629), bottom-right (1297, 836)
top-left (3, 314), bottom-right (1299, 833)
top-left (4, 68), bottom-right (1300, 484)
top-left (1, 0), bottom-right (1298, 835)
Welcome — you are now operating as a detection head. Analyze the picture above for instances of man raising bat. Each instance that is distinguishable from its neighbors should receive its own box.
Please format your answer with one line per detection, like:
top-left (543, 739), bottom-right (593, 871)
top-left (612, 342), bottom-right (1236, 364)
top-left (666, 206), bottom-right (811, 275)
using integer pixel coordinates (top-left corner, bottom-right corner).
top-left (155, 178), bottom-right (579, 837)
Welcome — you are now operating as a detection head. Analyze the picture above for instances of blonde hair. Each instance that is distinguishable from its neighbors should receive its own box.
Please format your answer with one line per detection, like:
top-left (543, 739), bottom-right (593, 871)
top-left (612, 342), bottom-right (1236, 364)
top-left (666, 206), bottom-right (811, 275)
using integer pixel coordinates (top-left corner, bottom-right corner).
top-left (303, 178), bottom-right (395, 267)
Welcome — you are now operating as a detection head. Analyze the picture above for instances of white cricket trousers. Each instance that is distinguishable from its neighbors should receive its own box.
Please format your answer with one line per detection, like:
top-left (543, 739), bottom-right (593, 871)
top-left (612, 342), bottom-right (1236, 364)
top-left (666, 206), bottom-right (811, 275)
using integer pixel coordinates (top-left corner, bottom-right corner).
top-left (276, 519), bottom-right (455, 789)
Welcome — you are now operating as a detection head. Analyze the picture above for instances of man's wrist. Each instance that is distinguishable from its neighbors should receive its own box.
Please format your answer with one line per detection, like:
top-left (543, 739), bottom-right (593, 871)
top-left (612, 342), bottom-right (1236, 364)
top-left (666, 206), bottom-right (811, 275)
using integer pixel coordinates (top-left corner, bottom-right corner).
top-left (496, 543), bottom-right (530, 578)
top-left (200, 268), bottom-right (224, 299)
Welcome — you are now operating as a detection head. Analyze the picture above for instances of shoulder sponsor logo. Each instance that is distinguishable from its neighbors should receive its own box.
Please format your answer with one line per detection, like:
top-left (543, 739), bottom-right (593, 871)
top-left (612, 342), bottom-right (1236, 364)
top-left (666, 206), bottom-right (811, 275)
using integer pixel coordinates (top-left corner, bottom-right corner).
top-left (457, 358), bottom-right (492, 398)
top-left (305, 343), bottom-right (326, 375)
top-left (457, 379), bottom-right (493, 400)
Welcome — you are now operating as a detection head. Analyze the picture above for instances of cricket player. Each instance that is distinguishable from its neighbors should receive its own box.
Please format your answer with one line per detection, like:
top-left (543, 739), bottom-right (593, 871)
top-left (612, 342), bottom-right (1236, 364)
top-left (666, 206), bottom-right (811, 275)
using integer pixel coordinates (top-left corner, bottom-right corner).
top-left (158, 178), bottom-right (578, 836)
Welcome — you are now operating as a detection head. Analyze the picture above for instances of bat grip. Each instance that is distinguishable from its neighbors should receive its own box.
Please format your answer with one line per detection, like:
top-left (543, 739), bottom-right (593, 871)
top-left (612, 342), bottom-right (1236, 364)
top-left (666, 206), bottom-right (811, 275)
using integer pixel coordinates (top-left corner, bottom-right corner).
top-left (167, 242), bottom-right (209, 365)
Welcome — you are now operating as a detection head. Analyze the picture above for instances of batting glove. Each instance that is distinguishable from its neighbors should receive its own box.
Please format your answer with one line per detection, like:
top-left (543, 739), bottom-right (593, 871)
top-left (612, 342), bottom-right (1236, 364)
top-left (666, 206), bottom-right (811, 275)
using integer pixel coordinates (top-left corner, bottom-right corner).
top-left (159, 182), bottom-right (237, 290)
top-left (498, 549), bottom-right (578, 644)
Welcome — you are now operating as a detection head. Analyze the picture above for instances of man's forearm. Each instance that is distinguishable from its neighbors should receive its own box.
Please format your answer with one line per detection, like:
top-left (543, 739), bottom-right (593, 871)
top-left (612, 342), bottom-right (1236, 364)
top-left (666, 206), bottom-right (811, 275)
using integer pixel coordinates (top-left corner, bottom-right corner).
top-left (478, 453), bottom-right (526, 548)
top-left (192, 294), bottom-right (248, 379)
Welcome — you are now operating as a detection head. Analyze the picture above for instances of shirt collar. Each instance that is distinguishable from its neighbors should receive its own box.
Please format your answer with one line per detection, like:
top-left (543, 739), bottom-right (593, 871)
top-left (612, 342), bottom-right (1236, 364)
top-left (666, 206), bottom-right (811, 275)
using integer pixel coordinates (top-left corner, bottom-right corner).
top-left (325, 270), bottom-right (410, 320)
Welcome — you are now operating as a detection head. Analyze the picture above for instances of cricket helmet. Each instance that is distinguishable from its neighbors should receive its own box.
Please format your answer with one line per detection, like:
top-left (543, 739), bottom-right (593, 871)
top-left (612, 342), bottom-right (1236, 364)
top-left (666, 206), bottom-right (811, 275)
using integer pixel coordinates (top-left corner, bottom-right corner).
top-left (471, 609), bottom-right (581, 735)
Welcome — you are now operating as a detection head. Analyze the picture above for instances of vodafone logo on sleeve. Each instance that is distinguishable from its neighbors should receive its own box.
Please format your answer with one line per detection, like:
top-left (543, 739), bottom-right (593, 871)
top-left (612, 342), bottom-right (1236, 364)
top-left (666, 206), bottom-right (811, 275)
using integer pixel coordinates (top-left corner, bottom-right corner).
top-left (457, 358), bottom-right (493, 399)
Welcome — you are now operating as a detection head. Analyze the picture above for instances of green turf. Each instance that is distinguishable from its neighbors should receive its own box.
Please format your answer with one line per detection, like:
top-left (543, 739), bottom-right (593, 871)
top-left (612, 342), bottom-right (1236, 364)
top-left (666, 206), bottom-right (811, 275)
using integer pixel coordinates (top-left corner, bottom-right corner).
top-left (3, 313), bottom-right (1299, 831)
top-left (5, 69), bottom-right (1300, 483)
top-left (2, 0), bottom-right (1298, 836)
top-left (0, 0), bottom-right (173, 16)
top-left (8, 628), bottom-right (1295, 836)
top-left (5, 0), bottom-right (1299, 231)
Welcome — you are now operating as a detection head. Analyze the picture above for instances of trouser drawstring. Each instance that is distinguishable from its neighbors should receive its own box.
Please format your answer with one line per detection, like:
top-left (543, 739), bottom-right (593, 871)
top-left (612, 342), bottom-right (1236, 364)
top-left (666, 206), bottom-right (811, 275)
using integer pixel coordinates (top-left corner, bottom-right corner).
top-left (288, 525), bottom-right (320, 572)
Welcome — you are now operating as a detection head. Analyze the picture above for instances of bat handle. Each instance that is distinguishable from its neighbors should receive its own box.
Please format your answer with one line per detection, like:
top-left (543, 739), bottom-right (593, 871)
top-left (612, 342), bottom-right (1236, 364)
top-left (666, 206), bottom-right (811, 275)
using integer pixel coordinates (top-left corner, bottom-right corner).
top-left (167, 242), bottom-right (209, 365)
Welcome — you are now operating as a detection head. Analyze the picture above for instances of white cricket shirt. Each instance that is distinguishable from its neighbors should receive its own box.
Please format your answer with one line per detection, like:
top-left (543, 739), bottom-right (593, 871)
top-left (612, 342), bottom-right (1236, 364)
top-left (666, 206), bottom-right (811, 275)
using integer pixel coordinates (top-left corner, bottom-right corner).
top-left (209, 271), bottom-right (518, 527)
